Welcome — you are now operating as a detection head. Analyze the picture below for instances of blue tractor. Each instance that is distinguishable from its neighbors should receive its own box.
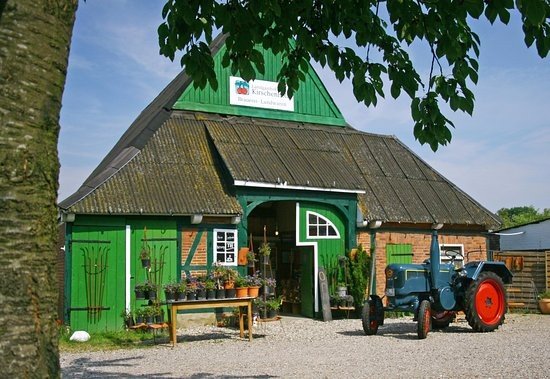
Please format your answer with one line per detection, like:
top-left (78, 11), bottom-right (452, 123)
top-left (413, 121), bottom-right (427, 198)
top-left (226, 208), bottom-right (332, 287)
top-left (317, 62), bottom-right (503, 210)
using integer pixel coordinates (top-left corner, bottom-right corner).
top-left (362, 230), bottom-right (513, 339)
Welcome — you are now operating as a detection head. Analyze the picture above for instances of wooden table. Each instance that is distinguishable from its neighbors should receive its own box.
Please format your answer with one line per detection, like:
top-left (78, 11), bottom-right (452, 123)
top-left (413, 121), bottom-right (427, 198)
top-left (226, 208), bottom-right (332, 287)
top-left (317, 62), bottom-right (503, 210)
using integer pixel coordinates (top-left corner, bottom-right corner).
top-left (167, 297), bottom-right (254, 346)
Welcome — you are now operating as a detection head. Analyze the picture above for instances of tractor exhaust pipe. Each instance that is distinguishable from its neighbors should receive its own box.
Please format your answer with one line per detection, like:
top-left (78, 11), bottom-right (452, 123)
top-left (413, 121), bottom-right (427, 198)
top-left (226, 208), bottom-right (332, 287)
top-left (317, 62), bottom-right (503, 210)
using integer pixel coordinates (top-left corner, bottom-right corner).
top-left (430, 230), bottom-right (441, 291)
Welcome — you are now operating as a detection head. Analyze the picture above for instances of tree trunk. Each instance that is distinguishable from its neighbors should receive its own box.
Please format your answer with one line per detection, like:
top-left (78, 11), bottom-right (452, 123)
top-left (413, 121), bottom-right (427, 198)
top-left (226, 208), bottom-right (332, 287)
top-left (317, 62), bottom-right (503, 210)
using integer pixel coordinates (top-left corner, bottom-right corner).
top-left (0, 1), bottom-right (77, 376)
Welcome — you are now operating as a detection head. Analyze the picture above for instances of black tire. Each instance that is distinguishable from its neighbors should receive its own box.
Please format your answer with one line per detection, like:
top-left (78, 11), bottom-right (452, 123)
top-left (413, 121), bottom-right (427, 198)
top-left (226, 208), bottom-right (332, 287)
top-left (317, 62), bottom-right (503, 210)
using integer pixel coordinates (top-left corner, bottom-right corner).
top-left (465, 271), bottom-right (507, 332)
top-left (361, 300), bottom-right (379, 335)
top-left (431, 311), bottom-right (456, 329)
top-left (417, 300), bottom-right (431, 339)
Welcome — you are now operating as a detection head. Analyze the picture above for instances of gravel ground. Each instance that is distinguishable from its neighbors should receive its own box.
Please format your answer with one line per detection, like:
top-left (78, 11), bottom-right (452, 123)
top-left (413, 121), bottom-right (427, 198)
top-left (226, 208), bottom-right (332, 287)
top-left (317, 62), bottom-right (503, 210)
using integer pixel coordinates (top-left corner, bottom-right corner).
top-left (61, 313), bottom-right (550, 378)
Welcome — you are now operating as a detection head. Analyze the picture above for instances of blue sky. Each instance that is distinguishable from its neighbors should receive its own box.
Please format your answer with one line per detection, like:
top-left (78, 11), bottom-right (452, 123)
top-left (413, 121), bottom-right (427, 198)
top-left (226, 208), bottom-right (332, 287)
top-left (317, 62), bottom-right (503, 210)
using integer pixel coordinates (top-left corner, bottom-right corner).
top-left (59, 1), bottom-right (549, 213)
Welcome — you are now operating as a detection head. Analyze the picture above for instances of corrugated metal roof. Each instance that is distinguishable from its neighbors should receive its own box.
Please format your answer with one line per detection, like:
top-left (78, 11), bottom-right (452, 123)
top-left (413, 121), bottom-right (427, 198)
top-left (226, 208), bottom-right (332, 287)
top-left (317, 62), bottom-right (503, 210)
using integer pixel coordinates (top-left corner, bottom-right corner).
top-left (64, 114), bottom-right (241, 215)
top-left (61, 109), bottom-right (499, 228)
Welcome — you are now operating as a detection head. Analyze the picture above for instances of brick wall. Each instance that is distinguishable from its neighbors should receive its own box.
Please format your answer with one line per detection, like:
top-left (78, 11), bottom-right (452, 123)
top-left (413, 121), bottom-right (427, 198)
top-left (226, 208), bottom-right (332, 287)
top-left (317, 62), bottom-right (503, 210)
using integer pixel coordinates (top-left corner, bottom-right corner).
top-left (181, 229), bottom-right (208, 279)
top-left (357, 230), bottom-right (487, 297)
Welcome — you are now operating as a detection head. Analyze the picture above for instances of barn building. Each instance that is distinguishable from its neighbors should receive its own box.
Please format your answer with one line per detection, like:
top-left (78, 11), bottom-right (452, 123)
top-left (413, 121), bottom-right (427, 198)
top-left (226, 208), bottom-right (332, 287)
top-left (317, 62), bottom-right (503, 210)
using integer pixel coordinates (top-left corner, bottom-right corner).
top-left (59, 35), bottom-right (500, 331)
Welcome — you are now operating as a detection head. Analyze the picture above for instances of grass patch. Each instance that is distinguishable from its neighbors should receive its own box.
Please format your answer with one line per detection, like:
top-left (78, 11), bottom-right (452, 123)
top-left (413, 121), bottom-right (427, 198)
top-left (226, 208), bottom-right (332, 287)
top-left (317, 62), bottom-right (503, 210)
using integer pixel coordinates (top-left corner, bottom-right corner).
top-left (59, 327), bottom-right (168, 353)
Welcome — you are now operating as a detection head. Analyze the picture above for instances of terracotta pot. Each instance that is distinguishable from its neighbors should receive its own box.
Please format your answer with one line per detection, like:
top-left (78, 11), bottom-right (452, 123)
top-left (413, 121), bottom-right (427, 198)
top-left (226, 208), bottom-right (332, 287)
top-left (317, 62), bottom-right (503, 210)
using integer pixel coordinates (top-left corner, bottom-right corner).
top-left (224, 280), bottom-right (235, 289)
top-left (248, 286), bottom-right (260, 298)
top-left (539, 299), bottom-right (550, 314)
top-left (236, 287), bottom-right (248, 298)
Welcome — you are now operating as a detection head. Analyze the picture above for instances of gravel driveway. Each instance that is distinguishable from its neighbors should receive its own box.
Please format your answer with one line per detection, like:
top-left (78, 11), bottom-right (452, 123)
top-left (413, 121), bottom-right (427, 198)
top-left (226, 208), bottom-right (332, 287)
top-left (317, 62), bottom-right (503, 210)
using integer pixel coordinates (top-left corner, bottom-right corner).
top-left (61, 313), bottom-right (549, 378)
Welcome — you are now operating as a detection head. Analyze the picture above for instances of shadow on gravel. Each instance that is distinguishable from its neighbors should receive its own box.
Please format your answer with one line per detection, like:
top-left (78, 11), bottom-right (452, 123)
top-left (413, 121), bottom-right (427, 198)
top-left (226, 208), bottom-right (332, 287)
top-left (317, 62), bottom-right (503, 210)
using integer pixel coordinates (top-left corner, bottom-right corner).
top-left (186, 374), bottom-right (276, 378)
top-left (337, 321), bottom-right (474, 340)
top-left (63, 356), bottom-right (173, 378)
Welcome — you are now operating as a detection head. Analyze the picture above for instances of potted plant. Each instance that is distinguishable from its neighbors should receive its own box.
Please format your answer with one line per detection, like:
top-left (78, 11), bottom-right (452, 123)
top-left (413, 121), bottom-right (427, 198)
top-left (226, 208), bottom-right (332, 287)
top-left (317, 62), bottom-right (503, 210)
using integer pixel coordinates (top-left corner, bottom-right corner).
top-left (120, 309), bottom-right (135, 328)
top-left (196, 277), bottom-right (207, 300)
top-left (153, 306), bottom-right (164, 324)
top-left (538, 290), bottom-right (550, 314)
top-left (246, 273), bottom-right (262, 297)
top-left (135, 308), bottom-right (145, 324)
top-left (223, 267), bottom-right (238, 290)
top-left (235, 275), bottom-right (248, 298)
top-left (204, 278), bottom-right (216, 299)
top-left (143, 306), bottom-right (154, 324)
top-left (176, 280), bottom-right (187, 301)
top-left (143, 281), bottom-right (157, 300)
top-left (261, 277), bottom-right (277, 296)
top-left (259, 242), bottom-right (271, 264)
top-left (134, 283), bottom-right (146, 300)
top-left (265, 297), bottom-right (282, 319)
top-left (140, 246), bottom-right (151, 268)
top-left (246, 251), bottom-right (256, 267)
top-left (163, 282), bottom-right (177, 302)
top-left (186, 277), bottom-right (197, 300)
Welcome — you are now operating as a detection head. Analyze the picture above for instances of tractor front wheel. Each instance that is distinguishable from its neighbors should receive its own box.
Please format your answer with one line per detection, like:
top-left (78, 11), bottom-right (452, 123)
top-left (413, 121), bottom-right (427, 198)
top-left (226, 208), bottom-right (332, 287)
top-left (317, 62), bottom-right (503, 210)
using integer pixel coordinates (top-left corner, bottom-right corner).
top-left (362, 300), bottom-right (379, 335)
top-left (417, 300), bottom-right (431, 339)
top-left (465, 271), bottom-right (507, 332)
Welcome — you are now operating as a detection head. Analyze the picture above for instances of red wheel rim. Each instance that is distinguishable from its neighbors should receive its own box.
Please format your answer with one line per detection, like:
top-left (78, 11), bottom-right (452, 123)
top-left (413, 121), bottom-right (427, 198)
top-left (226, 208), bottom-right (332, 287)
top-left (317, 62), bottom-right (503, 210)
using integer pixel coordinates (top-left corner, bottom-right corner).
top-left (369, 306), bottom-right (377, 331)
top-left (475, 278), bottom-right (505, 325)
top-left (423, 307), bottom-right (430, 335)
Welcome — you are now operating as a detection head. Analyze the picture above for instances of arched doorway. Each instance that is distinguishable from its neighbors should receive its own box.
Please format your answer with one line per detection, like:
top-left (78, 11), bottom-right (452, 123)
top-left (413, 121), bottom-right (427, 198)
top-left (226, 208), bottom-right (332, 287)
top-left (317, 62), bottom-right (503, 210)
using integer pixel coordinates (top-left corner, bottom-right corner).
top-left (245, 200), bottom-right (347, 318)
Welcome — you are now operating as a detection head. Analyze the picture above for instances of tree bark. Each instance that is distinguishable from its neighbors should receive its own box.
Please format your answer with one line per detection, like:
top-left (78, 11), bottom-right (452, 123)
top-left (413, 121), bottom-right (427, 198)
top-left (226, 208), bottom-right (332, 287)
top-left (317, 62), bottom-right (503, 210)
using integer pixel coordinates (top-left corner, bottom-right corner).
top-left (0, 0), bottom-right (77, 377)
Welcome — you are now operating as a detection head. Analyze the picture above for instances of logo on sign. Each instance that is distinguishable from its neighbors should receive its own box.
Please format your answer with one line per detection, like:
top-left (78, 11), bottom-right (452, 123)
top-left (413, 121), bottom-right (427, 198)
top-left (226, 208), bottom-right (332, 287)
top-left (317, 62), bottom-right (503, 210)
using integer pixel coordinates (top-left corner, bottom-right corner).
top-left (235, 80), bottom-right (249, 95)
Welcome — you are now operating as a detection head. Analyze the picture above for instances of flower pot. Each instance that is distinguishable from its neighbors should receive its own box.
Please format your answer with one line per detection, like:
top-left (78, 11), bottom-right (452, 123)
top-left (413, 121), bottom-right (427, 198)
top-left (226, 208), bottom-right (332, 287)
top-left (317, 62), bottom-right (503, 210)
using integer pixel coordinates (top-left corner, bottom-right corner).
top-left (262, 255), bottom-right (270, 264)
top-left (236, 287), bottom-right (248, 298)
top-left (141, 258), bottom-right (150, 268)
top-left (136, 316), bottom-right (144, 324)
top-left (186, 291), bottom-right (196, 301)
top-left (148, 290), bottom-right (157, 301)
top-left (267, 309), bottom-right (277, 319)
top-left (248, 286), bottom-right (260, 298)
top-left (176, 291), bottom-right (186, 301)
top-left (206, 289), bottom-right (216, 299)
top-left (224, 280), bottom-right (235, 290)
top-left (337, 286), bottom-right (347, 297)
top-left (225, 288), bottom-right (236, 298)
top-left (164, 291), bottom-right (175, 302)
top-left (155, 314), bottom-right (164, 324)
top-left (539, 299), bottom-right (550, 314)
top-left (145, 316), bottom-right (154, 325)
top-left (134, 289), bottom-right (145, 300)
top-left (196, 288), bottom-right (206, 300)
top-left (216, 289), bottom-right (226, 299)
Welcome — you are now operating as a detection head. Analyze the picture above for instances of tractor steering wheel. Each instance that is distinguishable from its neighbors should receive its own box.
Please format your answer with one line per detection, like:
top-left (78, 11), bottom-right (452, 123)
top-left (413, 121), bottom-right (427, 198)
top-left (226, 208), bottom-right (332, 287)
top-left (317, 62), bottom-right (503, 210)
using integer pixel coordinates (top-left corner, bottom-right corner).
top-left (444, 250), bottom-right (463, 264)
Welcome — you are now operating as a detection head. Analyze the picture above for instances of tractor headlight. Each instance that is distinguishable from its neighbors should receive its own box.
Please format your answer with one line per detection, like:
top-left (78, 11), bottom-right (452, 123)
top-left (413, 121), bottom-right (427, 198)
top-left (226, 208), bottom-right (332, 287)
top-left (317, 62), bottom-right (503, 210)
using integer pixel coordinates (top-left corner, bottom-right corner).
top-left (385, 267), bottom-right (394, 278)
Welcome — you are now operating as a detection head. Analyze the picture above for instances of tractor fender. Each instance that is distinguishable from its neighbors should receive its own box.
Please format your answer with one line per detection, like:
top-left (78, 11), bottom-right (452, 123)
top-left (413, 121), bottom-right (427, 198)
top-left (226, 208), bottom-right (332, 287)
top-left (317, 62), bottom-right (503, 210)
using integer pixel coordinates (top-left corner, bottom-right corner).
top-left (466, 261), bottom-right (513, 284)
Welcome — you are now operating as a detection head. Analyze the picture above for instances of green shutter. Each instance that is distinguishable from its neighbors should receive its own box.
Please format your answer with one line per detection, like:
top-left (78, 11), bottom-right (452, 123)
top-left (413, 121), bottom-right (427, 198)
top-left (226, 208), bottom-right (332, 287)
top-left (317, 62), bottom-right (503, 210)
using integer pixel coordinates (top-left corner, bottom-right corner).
top-left (386, 244), bottom-right (413, 265)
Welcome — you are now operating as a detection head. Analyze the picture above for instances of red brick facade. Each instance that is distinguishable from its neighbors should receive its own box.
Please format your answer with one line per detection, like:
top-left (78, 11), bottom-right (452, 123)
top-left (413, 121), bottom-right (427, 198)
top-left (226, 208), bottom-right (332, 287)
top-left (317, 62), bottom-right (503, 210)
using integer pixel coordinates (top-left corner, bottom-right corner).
top-left (357, 230), bottom-right (487, 297)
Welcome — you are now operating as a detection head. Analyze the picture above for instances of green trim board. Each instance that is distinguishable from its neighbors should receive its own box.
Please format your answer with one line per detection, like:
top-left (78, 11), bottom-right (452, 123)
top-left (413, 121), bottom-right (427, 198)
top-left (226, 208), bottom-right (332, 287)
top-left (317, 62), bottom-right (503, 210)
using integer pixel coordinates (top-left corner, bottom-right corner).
top-left (173, 43), bottom-right (347, 127)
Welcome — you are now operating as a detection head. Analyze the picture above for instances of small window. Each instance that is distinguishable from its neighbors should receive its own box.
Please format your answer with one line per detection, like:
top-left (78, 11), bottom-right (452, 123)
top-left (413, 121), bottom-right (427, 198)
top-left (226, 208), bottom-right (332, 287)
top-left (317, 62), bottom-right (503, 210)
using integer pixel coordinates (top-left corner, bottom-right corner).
top-left (306, 211), bottom-right (340, 239)
top-left (213, 229), bottom-right (238, 266)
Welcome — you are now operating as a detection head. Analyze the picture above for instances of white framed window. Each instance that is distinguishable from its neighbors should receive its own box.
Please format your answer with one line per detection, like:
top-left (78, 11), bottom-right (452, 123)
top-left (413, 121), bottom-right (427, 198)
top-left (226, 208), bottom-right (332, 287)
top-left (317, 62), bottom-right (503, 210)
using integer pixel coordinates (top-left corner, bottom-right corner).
top-left (306, 211), bottom-right (340, 239)
top-left (440, 244), bottom-right (464, 268)
top-left (213, 229), bottom-right (238, 266)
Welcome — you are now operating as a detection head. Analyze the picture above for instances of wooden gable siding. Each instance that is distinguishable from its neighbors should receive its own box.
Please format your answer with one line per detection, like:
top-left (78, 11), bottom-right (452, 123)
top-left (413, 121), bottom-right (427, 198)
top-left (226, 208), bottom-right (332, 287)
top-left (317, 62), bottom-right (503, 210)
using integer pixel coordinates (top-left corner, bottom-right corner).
top-left (493, 251), bottom-right (548, 312)
top-left (174, 42), bottom-right (346, 126)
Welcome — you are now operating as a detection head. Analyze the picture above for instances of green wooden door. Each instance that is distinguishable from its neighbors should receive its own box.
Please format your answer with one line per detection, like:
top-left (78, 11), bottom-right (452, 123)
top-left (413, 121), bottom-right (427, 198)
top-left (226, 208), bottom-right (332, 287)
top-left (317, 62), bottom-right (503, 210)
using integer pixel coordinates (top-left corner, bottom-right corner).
top-left (296, 202), bottom-right (346, 317)
top-left (130, 220), bottom-right (177, 311)
top-left (300, 247), bottom-right (315, 317)
top-left (70, 226), bottom-right (125, 332)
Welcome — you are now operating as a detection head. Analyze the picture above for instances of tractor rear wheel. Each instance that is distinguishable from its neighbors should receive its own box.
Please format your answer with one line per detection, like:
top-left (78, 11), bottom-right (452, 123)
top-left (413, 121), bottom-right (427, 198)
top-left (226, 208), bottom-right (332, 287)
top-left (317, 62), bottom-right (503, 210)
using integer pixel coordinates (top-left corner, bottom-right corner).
top-left (465, 271), bottom-right (507, 332)
top-left (362, 300), bottom-right (379, 335)
top-left (417, 300), bottom-right (431, 339)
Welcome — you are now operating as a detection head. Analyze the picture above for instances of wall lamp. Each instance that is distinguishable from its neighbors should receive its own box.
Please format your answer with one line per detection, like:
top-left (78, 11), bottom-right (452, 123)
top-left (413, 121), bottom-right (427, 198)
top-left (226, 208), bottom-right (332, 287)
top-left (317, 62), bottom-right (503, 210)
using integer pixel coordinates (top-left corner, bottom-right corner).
top-left (190, 214), bottom-right (203, 224)
top-left (432, 223), bottom-right (444, 230)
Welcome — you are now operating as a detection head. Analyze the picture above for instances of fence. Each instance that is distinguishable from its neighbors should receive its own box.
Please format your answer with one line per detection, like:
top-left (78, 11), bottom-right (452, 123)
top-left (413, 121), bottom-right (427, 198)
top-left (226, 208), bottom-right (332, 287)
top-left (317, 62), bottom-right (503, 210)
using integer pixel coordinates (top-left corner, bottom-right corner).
top-left (493, 251), bottom-right (549, 312)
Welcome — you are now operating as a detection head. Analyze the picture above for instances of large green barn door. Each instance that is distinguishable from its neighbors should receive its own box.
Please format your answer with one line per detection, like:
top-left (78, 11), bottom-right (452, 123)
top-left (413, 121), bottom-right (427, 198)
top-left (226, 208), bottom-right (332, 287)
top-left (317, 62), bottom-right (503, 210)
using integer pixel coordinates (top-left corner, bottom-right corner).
top-left (70, 226), bottom-right (125, 332)
top-left (296, 202), bottom-right (346, 317)
top-left (130, 220), bottom-right (177, 309)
